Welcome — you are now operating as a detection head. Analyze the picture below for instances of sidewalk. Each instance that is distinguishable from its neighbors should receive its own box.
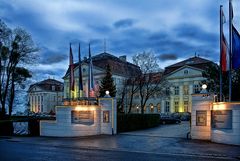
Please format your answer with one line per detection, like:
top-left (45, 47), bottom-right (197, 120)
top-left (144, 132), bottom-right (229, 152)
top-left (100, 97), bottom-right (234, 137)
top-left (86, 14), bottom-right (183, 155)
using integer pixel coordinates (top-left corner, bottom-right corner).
top-left (2, 134), bottom-right (240, 159)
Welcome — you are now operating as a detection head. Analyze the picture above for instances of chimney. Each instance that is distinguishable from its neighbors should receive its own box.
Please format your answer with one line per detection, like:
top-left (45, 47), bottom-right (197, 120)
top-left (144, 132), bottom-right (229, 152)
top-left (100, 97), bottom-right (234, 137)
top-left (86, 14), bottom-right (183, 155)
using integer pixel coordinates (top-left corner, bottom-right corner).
top-left (119, 55), bottom-right (127, 62)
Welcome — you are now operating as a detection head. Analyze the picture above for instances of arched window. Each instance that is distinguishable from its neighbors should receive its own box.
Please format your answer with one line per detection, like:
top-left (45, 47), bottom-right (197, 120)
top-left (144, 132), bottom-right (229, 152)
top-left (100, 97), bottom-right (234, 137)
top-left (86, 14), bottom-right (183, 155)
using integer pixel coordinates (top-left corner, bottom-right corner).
top-left (149, 103), bottom-right (154, 113)
top-left (157, 103), bottom-right (161, 113)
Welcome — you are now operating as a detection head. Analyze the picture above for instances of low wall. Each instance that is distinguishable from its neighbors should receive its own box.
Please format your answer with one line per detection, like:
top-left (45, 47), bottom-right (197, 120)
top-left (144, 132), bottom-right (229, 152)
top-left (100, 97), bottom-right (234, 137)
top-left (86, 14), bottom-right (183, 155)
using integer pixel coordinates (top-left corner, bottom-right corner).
top-left (211, 102), bottom-right (240, 145)
top-left (191, 94), bottom-right (212, 140)
top-left (40, 106), bottom-right (101, 137)
top-left (191, 93), bottom-right (240, 145)
top-left (40, 97), bottom-right (117, 137)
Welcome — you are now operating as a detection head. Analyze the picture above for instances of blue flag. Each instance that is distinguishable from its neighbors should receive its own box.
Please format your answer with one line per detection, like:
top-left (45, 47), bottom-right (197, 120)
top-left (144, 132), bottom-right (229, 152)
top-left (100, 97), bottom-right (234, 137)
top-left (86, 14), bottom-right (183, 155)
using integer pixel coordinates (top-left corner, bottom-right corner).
top-left (232, 25), bottom-right (240, 70)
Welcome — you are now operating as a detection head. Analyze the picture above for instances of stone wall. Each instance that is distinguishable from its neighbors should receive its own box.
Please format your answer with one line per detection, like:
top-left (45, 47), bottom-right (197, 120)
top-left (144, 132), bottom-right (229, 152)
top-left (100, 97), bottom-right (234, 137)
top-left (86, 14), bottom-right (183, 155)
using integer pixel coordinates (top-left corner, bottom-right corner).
top-left (40, 97), bottom-right (117, 137)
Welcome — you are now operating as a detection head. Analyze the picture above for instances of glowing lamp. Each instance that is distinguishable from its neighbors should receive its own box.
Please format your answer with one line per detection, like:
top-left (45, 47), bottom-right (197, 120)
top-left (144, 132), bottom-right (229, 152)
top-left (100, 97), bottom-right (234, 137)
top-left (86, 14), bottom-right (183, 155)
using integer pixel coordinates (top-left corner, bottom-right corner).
top-left (202, 84), bottom-right (207, 89)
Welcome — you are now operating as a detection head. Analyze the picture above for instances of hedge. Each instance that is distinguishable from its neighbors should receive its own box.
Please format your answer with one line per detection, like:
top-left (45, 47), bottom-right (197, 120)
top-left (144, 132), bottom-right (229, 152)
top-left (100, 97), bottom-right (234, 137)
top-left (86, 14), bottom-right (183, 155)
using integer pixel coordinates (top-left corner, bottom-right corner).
top-left (117, 113), bottom-right (160, 133)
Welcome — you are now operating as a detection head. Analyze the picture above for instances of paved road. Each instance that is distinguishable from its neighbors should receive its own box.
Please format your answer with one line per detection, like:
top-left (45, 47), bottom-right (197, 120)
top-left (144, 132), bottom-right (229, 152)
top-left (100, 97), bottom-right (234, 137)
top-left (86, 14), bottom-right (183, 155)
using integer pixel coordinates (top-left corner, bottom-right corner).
top-left (0, 139), bottom-right (237, 161)
top-left (122, 121), bottom-right (190, 138)
top-left (1, 122), bottom-right (239, 161)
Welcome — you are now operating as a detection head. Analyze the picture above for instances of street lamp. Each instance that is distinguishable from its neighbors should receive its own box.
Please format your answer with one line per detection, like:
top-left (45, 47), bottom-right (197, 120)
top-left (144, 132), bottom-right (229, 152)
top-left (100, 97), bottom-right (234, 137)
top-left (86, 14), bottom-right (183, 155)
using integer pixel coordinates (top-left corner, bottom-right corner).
top-left (200, 84), bottom-right (208, 94)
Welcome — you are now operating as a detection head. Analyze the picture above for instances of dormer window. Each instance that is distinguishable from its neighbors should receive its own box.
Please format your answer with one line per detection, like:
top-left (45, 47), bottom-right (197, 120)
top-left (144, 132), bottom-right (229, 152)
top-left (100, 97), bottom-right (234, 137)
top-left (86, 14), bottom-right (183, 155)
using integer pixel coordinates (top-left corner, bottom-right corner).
top-left (52, 85), bottom-right (55, 91)
top-left (184, 70), bottom-right (188, 74)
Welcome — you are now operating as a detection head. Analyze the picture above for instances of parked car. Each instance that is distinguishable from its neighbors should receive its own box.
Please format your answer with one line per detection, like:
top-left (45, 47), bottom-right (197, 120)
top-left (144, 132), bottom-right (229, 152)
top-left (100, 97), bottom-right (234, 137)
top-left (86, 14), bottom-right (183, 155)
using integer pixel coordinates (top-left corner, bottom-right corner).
top-left (159, 116), bottom-right (181, 124)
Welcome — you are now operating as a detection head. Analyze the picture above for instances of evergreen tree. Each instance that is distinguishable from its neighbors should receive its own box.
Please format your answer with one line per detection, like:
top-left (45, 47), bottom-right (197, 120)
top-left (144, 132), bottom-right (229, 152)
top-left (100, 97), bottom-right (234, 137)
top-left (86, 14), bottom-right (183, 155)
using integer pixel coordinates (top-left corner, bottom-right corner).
top-left (99, 64), bottom-right (116, 97)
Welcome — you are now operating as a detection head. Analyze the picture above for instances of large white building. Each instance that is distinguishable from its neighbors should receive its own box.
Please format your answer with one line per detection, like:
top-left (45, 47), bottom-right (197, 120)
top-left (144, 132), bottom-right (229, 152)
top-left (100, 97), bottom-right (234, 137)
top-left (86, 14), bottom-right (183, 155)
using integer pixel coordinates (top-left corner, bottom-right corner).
top-left (129, 56), bottom-right (215, 114)
top-left (28, 79), bottom-right (64, 113)
top-left (62, 53), bottom-right (215, 114)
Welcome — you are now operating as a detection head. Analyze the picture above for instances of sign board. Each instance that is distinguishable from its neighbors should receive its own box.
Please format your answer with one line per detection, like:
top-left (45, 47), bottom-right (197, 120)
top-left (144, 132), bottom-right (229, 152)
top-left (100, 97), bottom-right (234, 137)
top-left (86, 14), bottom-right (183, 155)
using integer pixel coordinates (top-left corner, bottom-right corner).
top-left (103, 111), bottom-right (110, 123)
top-left (196, 110), bottom-right (207, 126)
top-left (71, 111), bottom-right (94, 125)
top-left (212, 110), bottom-right (232, 129)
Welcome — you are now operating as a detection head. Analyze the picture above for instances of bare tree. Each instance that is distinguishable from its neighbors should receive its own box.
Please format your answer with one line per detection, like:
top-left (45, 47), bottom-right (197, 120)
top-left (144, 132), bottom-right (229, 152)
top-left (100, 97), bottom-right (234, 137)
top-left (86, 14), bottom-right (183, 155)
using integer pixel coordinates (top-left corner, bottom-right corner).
top-left (0, 19), bottom-right (37, 117)
top-left (133, 51), bottom-right (161, 73)
top-left (126, 76), bottom-right (140, 113)
top-left (132, 51), bottom-right (167, 114)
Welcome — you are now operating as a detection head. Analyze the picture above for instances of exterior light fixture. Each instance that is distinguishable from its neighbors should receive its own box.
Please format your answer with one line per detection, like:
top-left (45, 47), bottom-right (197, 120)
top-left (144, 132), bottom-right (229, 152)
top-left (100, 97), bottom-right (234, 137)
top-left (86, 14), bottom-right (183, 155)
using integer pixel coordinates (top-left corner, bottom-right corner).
top-left (202, 84), bottom-right (207, 90)
top-left (200, 84), bottom-right (208, 94)
top-left (104, 90), bottom-right (111, 98)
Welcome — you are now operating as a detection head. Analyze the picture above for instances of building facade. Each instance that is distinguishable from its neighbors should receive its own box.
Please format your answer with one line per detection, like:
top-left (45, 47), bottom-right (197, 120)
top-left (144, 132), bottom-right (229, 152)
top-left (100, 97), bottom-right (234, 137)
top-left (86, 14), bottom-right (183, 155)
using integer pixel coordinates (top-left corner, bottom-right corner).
top-left (63, 53), bottom-right (141, 99)
top-left (128, 56), bottom-right (215, 114)
top-left (28, 79), bottom-right (64, 113)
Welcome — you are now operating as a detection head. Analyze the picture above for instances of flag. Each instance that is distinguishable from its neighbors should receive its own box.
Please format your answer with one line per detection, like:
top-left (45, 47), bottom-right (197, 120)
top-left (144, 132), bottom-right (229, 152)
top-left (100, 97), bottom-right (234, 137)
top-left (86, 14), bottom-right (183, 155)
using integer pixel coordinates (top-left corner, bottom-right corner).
top-left (220, 7), bottom-right (228, 72)
top-left (88, 43), bottom-right (95, 97)
top-left (69, 43), bottom-right (75, 91)
top-left (232, 25), bottom-right (240, 69)
top-left (222, 8), bottom-right (226, 24)
top-left (78, 43), bottom-right (83, 97)
top-left (221, 34), bottom-right (228, 72)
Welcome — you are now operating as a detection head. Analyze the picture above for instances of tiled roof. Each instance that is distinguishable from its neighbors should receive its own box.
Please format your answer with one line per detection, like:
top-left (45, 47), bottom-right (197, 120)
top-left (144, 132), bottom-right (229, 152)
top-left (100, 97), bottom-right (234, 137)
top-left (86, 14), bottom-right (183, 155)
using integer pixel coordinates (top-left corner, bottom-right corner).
top-left (163, 56), bottom-right (214, 76)
top-left (29, 79), bottom-right (64, 92)
top-left (63, 52), bottom-right (141, 78)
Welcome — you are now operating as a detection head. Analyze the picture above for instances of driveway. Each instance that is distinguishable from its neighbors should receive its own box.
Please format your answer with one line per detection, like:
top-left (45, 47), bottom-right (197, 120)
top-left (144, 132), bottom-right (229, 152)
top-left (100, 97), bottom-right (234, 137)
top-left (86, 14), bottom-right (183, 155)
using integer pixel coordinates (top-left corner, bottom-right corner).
top-left (121, 121), bottom-right (190, 138)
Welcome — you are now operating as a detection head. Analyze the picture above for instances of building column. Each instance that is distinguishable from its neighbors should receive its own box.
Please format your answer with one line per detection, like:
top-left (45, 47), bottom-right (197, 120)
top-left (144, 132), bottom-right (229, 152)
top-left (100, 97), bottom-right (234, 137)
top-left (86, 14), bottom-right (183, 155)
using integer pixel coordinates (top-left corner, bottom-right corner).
top-left (161, 100), bottom-right (165, 113)
top-left (179, 85), bottom-right (183, 112)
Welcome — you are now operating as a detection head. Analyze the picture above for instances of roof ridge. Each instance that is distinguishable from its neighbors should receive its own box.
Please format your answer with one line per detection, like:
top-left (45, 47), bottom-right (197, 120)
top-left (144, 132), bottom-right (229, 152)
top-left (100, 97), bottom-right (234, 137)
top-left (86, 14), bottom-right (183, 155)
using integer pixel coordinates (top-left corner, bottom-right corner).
top-left (166, 56), bottom-right (211, 68)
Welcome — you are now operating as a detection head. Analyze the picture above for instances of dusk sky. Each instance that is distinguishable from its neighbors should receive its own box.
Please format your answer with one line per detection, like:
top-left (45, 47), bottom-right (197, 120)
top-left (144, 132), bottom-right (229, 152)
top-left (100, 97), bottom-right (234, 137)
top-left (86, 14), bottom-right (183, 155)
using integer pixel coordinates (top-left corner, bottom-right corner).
top-left (1, 0), bottom-right (240, 82)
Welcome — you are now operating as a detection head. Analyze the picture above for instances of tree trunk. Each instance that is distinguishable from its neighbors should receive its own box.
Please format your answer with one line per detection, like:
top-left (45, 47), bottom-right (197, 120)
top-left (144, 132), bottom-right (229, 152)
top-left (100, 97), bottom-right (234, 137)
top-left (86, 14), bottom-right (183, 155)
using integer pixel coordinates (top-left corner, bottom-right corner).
top-left (8, 78), bottom-right (15, 116)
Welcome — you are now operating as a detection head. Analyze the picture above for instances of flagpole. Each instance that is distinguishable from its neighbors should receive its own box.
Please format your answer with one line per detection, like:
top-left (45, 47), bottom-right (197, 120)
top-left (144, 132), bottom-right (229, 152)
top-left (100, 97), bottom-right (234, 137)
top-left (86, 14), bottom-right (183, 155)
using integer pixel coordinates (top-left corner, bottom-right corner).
top-left (78, 43), bottom-right (81, 99)
top-left (69, 43), bottom-right (71, 101)
top-left (220, 5), bottom-right (223, 102)
top-left (88, 43), bottom-right (91, 98)
top-left (229, 0), bottom-right (233, 102)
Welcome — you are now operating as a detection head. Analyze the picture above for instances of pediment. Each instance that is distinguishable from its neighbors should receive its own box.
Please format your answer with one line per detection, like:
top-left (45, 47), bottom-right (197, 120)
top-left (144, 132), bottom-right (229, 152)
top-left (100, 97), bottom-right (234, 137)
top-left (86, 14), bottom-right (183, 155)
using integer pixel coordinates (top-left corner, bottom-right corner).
top-left (166, 65), bottom-right (203, 79)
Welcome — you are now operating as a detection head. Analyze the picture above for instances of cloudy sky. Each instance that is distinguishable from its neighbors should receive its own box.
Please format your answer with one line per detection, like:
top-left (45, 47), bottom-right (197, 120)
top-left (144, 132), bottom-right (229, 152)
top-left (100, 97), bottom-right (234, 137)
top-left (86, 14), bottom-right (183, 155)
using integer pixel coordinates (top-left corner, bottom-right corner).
top-left (1, 0), bottom-right (240, 82)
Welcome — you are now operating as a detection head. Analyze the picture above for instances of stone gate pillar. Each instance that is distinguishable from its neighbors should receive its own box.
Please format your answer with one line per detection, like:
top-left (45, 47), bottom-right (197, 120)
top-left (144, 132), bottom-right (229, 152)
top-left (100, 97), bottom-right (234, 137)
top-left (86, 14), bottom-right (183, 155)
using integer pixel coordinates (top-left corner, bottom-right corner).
top-left (191, 93), bottom-right (213, 140)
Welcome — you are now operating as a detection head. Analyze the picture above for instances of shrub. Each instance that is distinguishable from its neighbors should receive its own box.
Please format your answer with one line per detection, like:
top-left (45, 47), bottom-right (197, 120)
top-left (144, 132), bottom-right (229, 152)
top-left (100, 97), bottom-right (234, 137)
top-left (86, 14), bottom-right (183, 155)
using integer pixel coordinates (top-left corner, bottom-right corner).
top-left (117, 113), bottom-right (160, 133)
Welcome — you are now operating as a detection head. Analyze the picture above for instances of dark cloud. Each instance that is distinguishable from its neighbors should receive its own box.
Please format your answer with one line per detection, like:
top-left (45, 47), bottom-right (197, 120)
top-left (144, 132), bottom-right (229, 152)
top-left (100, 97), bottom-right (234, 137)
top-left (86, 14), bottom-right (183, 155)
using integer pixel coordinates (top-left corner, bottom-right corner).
top-left (88, 24), bottom-right (112, 33)
top-left (31, 67), bottom-right (65, 81)
top-left (114, 19), bottom-right (135, 29)
top-left (159, 54), bottom-right (178, 61)
top-left (174, 23), bottom-right (218, 45)
top-left (39, 47), bottom-right (67, 65)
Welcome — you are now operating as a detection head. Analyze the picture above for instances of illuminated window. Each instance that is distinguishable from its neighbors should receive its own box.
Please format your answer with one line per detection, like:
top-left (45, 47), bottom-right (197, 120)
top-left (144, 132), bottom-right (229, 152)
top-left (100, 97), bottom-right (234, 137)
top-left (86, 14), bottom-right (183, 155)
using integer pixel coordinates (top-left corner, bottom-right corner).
top-left (157, 103), bottom-right (161, 113)
top-left (149, 103), bottom-right (154, 113)
top-left (184, 101), bottom-right (188, 112)
top-left (194, 84), bottom-right (200, 93)
top-left (174, 101), bottom-right (179, 112)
